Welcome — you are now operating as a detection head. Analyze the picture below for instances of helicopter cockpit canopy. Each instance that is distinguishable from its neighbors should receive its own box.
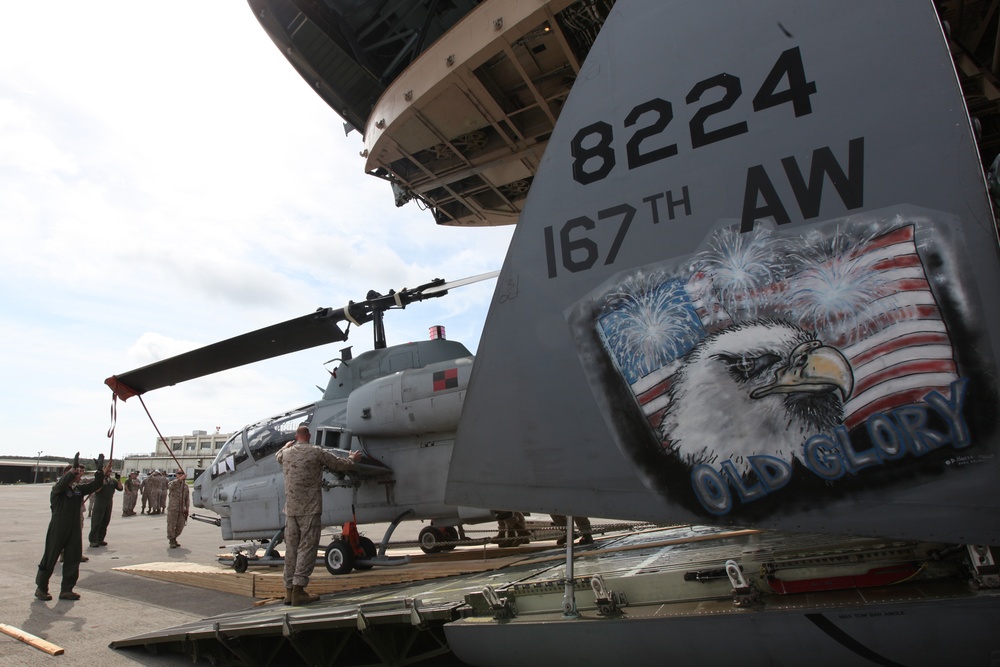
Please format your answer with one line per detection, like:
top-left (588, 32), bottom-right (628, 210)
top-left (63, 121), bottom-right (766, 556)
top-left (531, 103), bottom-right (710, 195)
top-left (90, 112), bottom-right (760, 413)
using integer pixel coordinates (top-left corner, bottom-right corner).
top-left (246, 407), bottom-right (314, 462)
top-left (210, 430), bottom-right (248, 480)
top-left (209, 407), bottom-right (316, 480)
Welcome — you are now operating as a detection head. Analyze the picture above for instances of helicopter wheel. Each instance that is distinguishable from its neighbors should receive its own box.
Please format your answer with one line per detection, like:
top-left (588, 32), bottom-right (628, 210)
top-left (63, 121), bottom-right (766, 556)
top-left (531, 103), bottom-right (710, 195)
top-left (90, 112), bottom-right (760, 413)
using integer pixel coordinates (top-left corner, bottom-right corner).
top-left (325, 540), bottom-right (355, 575)
top-left (418, 526), bottom-right (445, 554)
top-left (440, 526), bottom-right (459, 551)
top-left (233, 554), bottom-right (249, 573)
top-left (353, 536), bottom-right (377, 571)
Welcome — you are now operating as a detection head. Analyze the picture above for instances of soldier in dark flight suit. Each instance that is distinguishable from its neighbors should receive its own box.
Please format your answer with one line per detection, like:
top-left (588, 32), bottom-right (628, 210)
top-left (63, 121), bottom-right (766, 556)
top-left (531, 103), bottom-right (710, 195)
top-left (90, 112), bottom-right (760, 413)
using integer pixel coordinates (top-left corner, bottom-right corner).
top-left (88, 463), bottom-right (122, 547)
top-left (35, 453), bottom-right (105, 601)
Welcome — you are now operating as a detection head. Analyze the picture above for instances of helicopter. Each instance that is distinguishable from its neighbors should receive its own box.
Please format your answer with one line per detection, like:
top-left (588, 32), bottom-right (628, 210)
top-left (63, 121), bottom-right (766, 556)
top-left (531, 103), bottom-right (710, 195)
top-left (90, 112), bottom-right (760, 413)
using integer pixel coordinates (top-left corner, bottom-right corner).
top-left (105, 272), bottom-right (505, 575)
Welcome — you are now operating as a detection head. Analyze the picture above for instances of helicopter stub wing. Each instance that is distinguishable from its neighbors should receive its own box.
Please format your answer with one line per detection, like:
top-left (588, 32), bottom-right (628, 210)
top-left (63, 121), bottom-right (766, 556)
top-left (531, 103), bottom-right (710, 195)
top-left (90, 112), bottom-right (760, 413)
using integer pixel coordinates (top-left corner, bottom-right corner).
top-left (336, 458), bottom-right (395, 480)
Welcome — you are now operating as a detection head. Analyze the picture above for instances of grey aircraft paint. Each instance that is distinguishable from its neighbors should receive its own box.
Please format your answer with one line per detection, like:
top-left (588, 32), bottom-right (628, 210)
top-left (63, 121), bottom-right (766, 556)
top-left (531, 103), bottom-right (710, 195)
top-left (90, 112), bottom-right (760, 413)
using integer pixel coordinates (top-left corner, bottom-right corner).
top-left (448, 0), bottom-right (1000, 546)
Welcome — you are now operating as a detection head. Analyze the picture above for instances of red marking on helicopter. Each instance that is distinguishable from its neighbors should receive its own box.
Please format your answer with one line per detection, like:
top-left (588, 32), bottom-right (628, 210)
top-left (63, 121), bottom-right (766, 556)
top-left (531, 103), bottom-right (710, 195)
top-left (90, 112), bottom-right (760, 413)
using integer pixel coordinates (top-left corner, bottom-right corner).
top-left (433, 368), bottom-right (459, 391)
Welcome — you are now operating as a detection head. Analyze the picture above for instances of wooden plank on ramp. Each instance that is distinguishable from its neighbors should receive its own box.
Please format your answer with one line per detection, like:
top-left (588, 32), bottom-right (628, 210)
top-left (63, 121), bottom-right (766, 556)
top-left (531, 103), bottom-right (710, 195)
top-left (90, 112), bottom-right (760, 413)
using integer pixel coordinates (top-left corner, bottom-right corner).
top-left (114, 553), bottom-right (530, 599)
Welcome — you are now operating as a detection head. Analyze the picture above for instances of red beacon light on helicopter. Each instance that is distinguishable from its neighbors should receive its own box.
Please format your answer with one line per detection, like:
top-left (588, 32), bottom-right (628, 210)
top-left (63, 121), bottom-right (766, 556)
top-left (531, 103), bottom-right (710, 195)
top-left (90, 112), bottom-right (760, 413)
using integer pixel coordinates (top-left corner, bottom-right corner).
top-left (428, 325), bottom-right (446, 340)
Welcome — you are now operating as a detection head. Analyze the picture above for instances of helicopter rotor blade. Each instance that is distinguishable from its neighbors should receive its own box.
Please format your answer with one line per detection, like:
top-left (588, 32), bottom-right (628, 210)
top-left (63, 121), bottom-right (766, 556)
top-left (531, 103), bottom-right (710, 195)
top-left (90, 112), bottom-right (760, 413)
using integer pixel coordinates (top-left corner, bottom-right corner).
top-left (105, 308), bottom-right (353, 400)
top-left (104, 272), bottom-right (499, 401)
top-left (420, 270), bottom-right (500, 296)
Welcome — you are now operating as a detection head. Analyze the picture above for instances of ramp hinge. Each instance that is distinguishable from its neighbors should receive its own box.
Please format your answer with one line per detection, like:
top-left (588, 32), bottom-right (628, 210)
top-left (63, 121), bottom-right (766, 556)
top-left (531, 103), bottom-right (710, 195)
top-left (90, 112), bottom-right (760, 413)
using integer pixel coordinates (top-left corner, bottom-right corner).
top-left (482, 585), bottom-right (517, 620)
top-left (967, 545), bottom-right (1000, 588)
top-left (590, 575), bottom-right (627, 617)
top-left (726, 559), bottom-right (760, 607)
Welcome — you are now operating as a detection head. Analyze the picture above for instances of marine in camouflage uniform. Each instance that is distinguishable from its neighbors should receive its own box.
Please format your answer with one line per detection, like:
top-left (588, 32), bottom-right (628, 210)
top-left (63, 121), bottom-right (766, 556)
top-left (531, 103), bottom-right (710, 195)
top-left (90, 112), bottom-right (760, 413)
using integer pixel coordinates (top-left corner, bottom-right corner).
top-left (155, 471), bottom-right (169, 513)
top-left (89, 464), bottom-right (123, 547)
top-left (139, 474), bottom-right (150, 513)
top-left (551, 514), bottom-right (594, 546)
top-left (275, 425), bottom-right (359, 605)
top-left (146, 471), bottom-right (165, 515)
top-left (35, 454), bottom-right (105, 600)
top-left (166, 470), bottom-right (190, 548)
top-left (495, 511), bottom-right (530, 547)
top-left (122, 471), bottom-right (140, 516)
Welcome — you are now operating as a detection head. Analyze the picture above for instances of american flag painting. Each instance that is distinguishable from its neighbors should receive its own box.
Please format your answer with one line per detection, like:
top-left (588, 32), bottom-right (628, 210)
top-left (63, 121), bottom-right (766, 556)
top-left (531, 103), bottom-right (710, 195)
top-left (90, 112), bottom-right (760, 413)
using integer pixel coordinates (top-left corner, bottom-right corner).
top-left (834, 226), bottom-right (958, 429)
top-left (595, 222), bottom-right (960, 444)
top-left (596, 271), bottom-right (716, 432)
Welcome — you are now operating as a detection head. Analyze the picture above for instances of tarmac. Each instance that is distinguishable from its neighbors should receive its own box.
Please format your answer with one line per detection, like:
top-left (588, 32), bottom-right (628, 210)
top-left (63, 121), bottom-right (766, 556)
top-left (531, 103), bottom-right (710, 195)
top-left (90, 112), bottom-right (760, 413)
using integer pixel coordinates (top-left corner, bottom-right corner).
top-left (0, 482), bottom-right (427, 666)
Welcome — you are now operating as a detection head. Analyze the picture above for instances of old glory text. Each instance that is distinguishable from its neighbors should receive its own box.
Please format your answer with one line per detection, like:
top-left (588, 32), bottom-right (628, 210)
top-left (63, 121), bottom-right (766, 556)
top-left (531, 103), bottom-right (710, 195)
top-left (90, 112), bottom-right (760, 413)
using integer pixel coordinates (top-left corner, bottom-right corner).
top-left (691, 378), bottom-right (972, 515)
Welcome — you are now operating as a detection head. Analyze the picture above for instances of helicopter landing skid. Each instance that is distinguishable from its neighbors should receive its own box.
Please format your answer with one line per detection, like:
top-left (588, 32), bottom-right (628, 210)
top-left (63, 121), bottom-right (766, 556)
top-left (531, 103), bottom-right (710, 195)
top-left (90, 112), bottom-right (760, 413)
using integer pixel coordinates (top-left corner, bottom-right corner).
top-left (358, 508), bottom-right (413, 567)
top-left (222, 513), bottom-right (418, 575)
top-left (376, 508), bottom-right (415, 558)
top-left (354, 555), bottom-right (410, 568)
top-left (219, 529), bottom-right (299, 573)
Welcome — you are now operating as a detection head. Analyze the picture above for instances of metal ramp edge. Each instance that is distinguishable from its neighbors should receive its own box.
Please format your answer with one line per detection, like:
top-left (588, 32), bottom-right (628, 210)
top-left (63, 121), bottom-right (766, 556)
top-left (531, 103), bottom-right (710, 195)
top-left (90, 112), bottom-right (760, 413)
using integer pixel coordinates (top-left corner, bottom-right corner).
top-left (110, 597), bottom-right (468, 666)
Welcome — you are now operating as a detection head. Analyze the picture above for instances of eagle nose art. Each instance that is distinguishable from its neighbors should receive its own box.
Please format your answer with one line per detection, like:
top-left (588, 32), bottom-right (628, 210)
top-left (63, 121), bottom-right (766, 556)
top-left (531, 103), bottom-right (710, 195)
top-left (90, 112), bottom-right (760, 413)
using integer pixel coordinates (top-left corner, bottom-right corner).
top-left (750, 341), bottom-right (854, 401)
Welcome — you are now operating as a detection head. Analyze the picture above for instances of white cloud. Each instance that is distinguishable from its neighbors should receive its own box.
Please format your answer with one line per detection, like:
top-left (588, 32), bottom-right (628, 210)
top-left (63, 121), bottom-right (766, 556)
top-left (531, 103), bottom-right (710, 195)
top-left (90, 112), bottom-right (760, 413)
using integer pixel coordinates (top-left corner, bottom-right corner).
top-left (0, 1), bottom-right (514, 459)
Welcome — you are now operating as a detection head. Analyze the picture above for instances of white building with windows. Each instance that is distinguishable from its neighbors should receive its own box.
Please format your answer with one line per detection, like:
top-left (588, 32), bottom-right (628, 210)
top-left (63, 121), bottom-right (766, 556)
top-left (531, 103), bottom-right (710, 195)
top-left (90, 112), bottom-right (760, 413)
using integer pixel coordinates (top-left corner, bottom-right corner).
top-left (122, 429), bottom-right (234, 479)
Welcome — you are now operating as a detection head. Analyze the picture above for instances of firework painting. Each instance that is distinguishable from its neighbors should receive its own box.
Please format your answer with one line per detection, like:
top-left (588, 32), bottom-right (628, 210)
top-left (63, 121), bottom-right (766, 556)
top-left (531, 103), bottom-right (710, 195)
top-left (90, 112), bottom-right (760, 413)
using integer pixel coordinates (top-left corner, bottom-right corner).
top-left (596, 277), bottom-right (705, 385)
top-left (599, 221), bottom-right (958, 433)
top-left (577, 215), bottom-right (985, 514)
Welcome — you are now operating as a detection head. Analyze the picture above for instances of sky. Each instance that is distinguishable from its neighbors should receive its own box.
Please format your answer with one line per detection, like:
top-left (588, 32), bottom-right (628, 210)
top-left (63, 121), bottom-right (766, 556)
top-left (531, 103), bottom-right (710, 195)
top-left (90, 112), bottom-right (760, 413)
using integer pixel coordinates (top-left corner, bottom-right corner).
top-left (0, 2), bottom-right (515, 460)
